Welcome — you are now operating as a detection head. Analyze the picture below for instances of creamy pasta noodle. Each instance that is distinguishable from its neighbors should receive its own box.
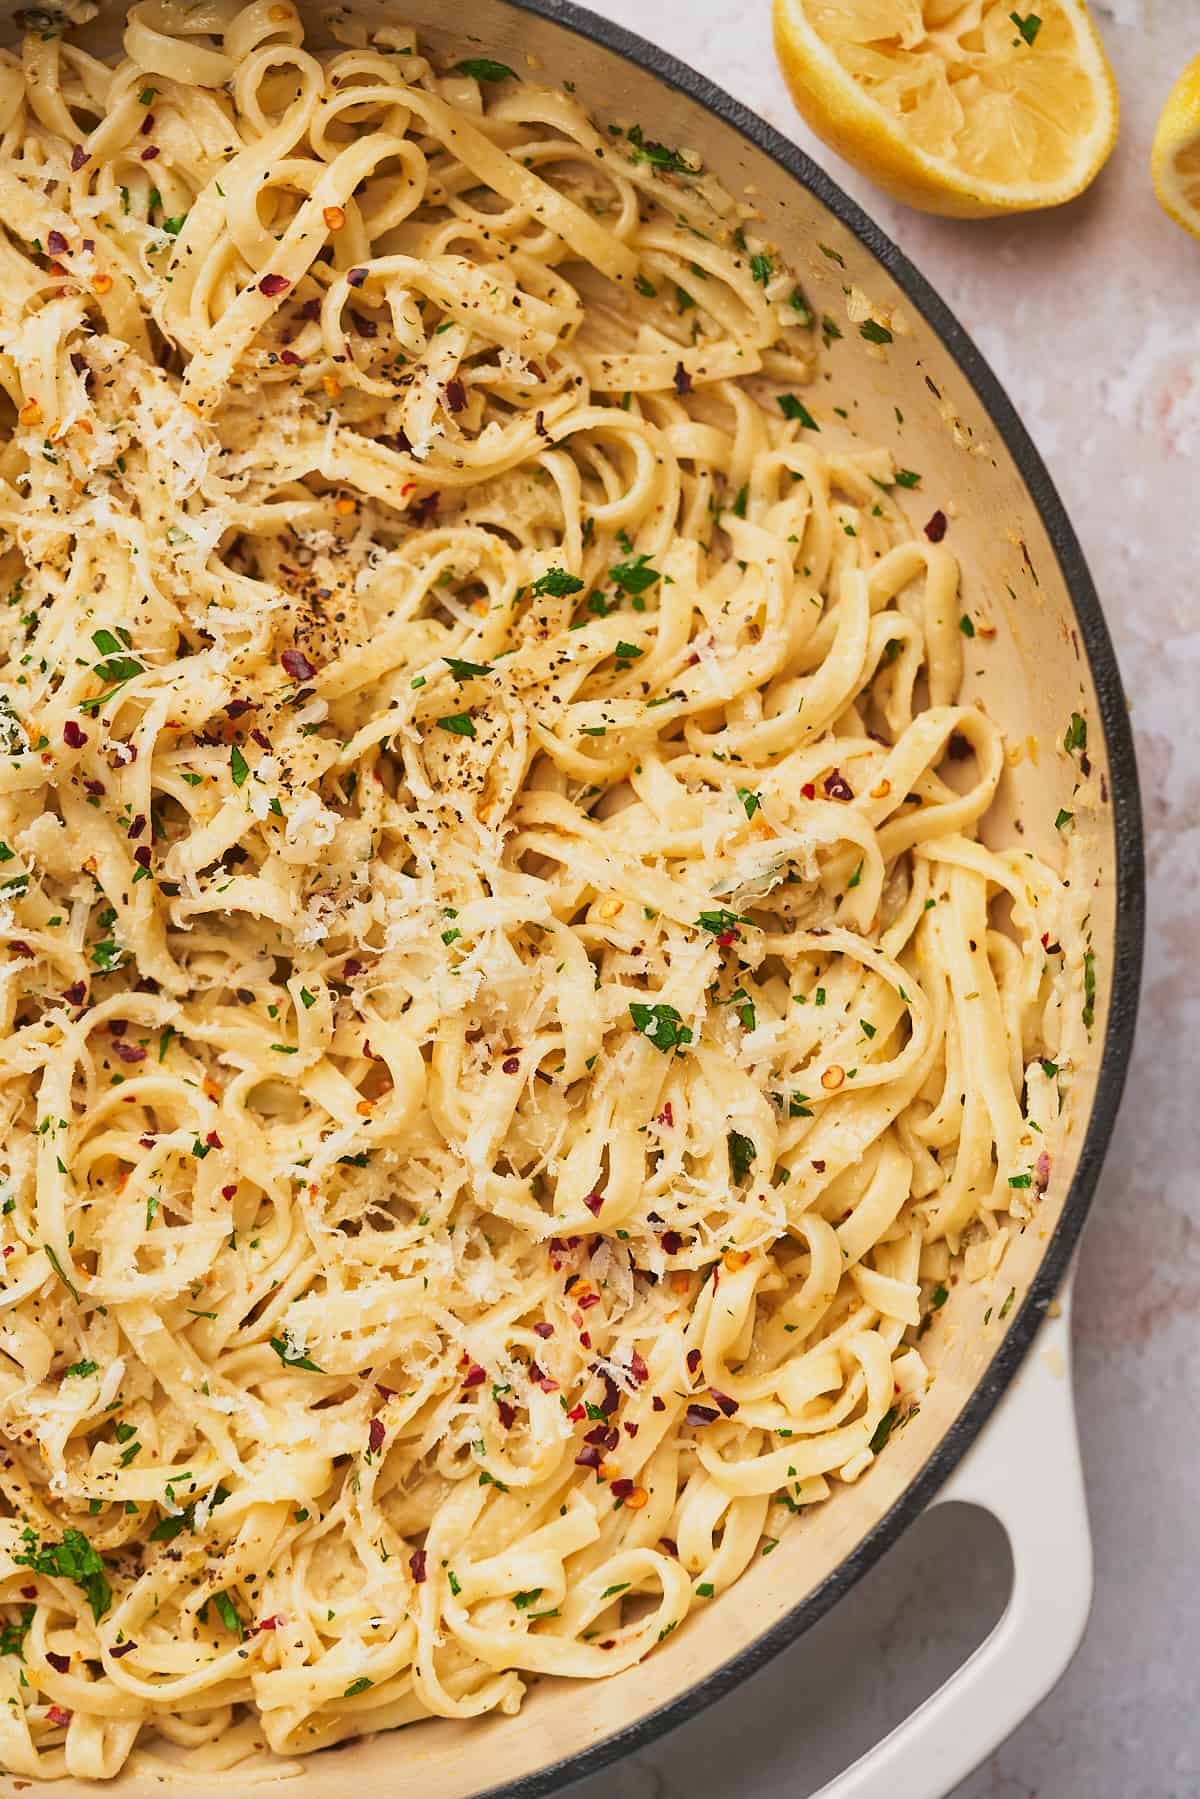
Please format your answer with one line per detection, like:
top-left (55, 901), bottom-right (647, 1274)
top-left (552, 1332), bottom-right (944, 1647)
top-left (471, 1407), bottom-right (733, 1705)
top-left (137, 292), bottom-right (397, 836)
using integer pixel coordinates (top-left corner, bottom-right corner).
top-left (0, 1), bottom-right (1084, 1780)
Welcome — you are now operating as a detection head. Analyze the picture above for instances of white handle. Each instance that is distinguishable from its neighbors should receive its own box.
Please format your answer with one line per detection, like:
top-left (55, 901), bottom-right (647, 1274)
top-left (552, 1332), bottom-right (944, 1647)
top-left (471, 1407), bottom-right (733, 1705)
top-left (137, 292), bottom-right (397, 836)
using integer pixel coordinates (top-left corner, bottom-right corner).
top-left (813, 1278), bottom-right (1091, 1799)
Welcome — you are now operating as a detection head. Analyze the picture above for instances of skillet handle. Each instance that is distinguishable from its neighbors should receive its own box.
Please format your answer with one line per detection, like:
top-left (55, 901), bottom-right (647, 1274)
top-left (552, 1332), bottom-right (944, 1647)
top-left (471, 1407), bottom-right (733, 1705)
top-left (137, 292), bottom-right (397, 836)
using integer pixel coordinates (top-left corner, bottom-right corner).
top-left (812, 1274), bottom-right (1091, 1799)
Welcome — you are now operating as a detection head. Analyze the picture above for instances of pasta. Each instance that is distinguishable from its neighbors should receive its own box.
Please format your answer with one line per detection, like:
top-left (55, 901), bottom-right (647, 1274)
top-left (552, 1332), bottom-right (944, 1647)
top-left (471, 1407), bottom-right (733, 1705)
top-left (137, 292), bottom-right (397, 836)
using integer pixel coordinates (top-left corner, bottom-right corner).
top-left (0, 1), bottom-right (1085, 1779)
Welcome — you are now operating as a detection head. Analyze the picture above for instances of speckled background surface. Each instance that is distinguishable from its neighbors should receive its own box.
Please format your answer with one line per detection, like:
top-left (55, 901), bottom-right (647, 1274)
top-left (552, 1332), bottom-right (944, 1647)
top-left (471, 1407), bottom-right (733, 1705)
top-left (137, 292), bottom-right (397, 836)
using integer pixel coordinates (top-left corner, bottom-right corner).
top-left (560, 1), bottom-right (1198, 1795)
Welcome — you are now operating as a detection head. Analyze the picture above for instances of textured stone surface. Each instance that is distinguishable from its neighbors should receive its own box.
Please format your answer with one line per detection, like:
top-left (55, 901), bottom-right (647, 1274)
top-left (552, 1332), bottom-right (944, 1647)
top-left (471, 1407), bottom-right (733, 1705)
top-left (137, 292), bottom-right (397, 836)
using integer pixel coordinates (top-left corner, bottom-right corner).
top-left (563, 1), bottom-right (1197, 1793)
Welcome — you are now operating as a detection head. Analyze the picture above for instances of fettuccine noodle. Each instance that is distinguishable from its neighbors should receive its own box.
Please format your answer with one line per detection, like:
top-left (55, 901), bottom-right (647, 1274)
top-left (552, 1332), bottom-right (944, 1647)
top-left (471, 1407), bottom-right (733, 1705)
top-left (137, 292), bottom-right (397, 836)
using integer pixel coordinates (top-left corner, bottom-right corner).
top-left (0, 1), bottom-right (1084, 1779)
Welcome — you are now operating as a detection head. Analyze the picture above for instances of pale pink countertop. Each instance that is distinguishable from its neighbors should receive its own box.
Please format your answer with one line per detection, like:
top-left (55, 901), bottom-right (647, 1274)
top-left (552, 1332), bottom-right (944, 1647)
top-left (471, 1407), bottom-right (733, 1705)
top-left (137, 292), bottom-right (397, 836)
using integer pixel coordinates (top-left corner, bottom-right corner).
top-left (562, 2), bottom-right (1198, 1795)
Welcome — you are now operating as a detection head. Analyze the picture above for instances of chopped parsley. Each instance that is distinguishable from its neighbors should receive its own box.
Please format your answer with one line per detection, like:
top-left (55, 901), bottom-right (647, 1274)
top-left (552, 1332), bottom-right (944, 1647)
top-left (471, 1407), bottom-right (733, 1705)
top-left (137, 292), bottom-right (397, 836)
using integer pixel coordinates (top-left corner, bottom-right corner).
top-left (14, 1527), bottom-right (111, 1622)
top-left (778, 394), bottom-right (819, 430)
top-left (629, 1002), bottom-right (693, 1053)
top-left (859, 320), bottom-right (893, 345)
top-left (727, 1130), bottom-right (756, 1184)
top-left (609, 554), bottom-right (660, 596)
top-left (444, 656), bottom-right (493, 681)
top-left (531, 567), bottom-right (584, 598)
top-left (268, 1336), bottom-right (324, 1372)
top-left (454, 57), bottom-right (515, 80)
top-left (626, 123), bottom-right (701, 176)
top-left (436, 713), bottom-right (476, 738)
top-left (1010, 11), bottom-right (1041, 45)
top-left (230, 745), bottom-right (249, 787)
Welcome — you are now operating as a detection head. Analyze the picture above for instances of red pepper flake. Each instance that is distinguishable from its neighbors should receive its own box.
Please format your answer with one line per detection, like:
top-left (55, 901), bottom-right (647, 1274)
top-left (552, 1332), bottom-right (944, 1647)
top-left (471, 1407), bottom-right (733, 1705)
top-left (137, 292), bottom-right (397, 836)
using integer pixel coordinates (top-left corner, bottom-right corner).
top-left (46, 1706), bottom-right (71, 1728)
top-left (651, 1395), bottom-right (666, 1413)
top-left (497, 1399), bottom-right (516, 1429)
top-left (351, 311), bottom-right (377, 339)
top-left (801, 781), bottom-right (816, 799)
top-left (367, 1416), bottom-right (385, 1454)
top-left (280, 349), bottom-right (302, 366)
top-left (924, 510), bottom-right (947, 543)
top-left (567, 1402), bottom-right (585, 1422)
top-left (255, 1617), bottom-right (280, 1633)
top-left (502, 1056), bottom-right (520, 1075)
top-left (629, 1350), bottom-right (649, 1385)
top-left (113, 1040), bottom-right (146, 1064)
top-left (70, 145), bottom-right (89, 171)
top-left (138, 1135), bottom-right (156, 1149)
top-left (46, 1651), bottom-right (70, 1673)
top-left (47, 229), bottom-right (68, 255)
top-left (539, 1377), bottom-right (559, 1393)
top-left (685, 1403), bottom-right (718, 1428)
top-left (409, 1547), bottom-right (427, 1584)
top-left (281, 647), bottom-right (317, 680)
top-left (259, 273), bottom-right (290, 296)
top-left (580, 1331), bottom-right (591, 1348)
top-left (127, 812), bottom-right (146, 838)
top-left (583, 1191), bottom-right (604, 1216)
top-left (140, 146), bottom-right (159, 161)
top-left (661, 1230), bottom-right (682, 1254)
top-left (221, 1184), bottom-right (237, 1199)
top-left (610, 1477), bottom-right (634, 1500)
top-left (250, 728), bottom-right (271, 750)
top-left (578, 1292), bottom-right (601, 1310)
top-left (533, 1321), bottom-right (554, 1339)
top-left (534, 409), bottom-right (550, 439)
top-left (20, 1587), bottom-right (36, 1600)
top-left (140, 112), bottom-right (155, 136)
top-left (64, 982), bottom-right (86, 1006)
top-left (347, 267), bottom-right (367, 288)
top-left (715, 927), bottom-right (737, 947)
top-left (658, 1536), bottom-right (678, 1556)
top-left (686, 1348), bottom-right (701, 1374)
top-left (823, 768), bottom-right (854, 801)
top-left (709, 1388), bottom-right (738, 1417)
top-left (83, 779), bottom-right (105, 797)
top-left (1034, 1151), bottom-right (1052, 1195)
top-left (444, 378), bottom-right (467, 413)
top-left (63, 720), bottom-right (88, 749)
top-left (812, 1158), bottom-right (825, 1173)
top-left (673, 360), bottom-right (691, 396)
top-left (109, 1639), bottom-right (137, 1657)
top-left (574, 1443), bottom-right (603, 1469)
top-left (205, 1130), bottom-right (222, 1149)
top-left (133, 845), bottom-right (151, 869)
top-left (299, 297), bottom-right (321, 320)
top-left (656, 1102), bottom-right (674, 1127)
top-left (600, 1638), bottom-right (616, 1649)
top-left (584, 1423), bottom-right (618, 1449)
top-left (462, 1363), bottom-right (486, 1389)
top-left (624, 1421), bottom-right (639, 1437)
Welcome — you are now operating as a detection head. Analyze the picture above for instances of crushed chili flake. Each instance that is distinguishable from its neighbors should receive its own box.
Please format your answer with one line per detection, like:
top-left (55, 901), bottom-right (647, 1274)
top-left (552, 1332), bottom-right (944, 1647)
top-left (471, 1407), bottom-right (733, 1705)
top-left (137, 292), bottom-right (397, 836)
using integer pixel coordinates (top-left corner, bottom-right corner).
top-left (823, 768), bottom-right (854, 801)
top-left (661, 1230), bottom-right (683, 1254)
top-left (281, 647), bottom-right (317, 680)
top-left (801, 781), bottom-right (816, 799)
top-left (347, 266), bottom-right (367, 288)
top-left (656, 1101), bottom-right (674, 1127)
top-left (567, 1402), bottom-right (585, 1421)
top-left (1034, 1151), bottom-right (1052, 1195)
top-left (502, 1056), bottom-right (521, 1075)
top-left (46, 229), bottom-right (68, 255)
top-left (259, 273), bottom-right (290, 296)
top-left (461, 1363), bottom-right (486, 1389)
top-left (140, 146), bottom-right (159, 161)
top-left (497, 1398), bottom-right (516, 1429)
top-left (673, 360), bottom-right (691, 395)
top-left (70, 145), bottom-right (89, 171)
top-left (375, 1383), bottom-right (395, 1400)
top-left (63, 720), bottom-right (88, 749)
top-left (280, 348), bottom-right (302, 366)
top-left (367, 1416), bottom-right (385, 1454)
top-left (255, 1617), bottom-right (281, 1633)
top-left (409, 1548), bottom-right (427, 1583)
top-left (444, 377), bottom-right (467, 413)
top-left (533, 1321), bottom-right (554, 1339)
top-left (45, 1706), bottom-right (71, 1728)
top-left (205, 1130), bottom-right (222, 1149)
top-left (583, 1191), bottom-right (604, 1216)
top-left (109, 1640), bottom-right (137, 1657)
top-left (610, 1477), bottom-right (634, 1500)
top-left (686, 1348), bottom-right (701, 1374)
top-left (113, 1040), bottom-right (146, 1064)
top-left (709, 1388), bottom-right (738, 1417)
top-left (575, 1443), bottom-right (603, 1469)
top-left (221, 1184), bottom-right (237, 1199)
top-left (685, 1403), bottom-right (718, 1428)
top-left (46, 1651), bottom-right (70, 1673)
top-left (924, 510), bottom-right (947, 543)
top-left (629, 1350), bottom-right (649, 1384)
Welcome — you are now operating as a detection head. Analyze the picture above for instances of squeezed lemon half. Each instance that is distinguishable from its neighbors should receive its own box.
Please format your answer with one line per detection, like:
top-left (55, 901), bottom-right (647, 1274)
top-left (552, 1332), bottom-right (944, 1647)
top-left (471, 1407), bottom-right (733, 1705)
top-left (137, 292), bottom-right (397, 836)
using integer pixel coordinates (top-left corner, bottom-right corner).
top-left (1152, 54), bottom-right (1200, 240)
top-left (773, 0), bottom-right (1119, 218)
